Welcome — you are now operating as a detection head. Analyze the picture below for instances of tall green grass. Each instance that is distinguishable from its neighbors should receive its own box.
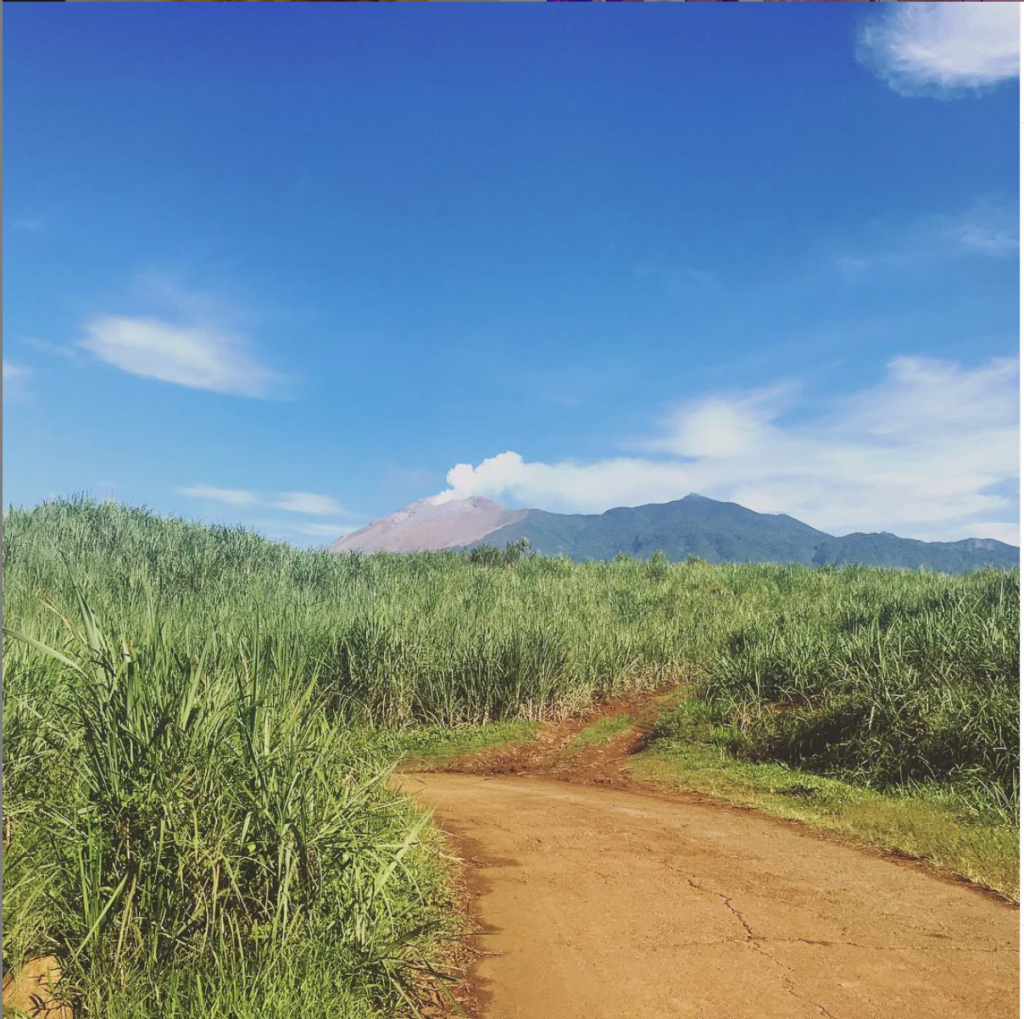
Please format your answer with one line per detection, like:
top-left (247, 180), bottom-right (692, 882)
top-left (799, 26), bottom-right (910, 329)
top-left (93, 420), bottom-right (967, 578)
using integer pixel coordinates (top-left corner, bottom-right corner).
top-left (3, 497), bottom-right (1018, 1011)
top-left (3, 506), bottom-right (454, 1016)
top-left (687, 567), bottom-right (1019, 818)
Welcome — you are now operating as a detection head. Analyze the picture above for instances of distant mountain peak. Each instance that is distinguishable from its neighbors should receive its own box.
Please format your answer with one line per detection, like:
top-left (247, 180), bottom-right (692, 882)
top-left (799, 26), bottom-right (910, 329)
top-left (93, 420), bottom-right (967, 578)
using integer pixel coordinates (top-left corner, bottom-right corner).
top-left (329, 492), bottom-right (1018, 574)
top-left (330, 495), bottom-right (524, 554)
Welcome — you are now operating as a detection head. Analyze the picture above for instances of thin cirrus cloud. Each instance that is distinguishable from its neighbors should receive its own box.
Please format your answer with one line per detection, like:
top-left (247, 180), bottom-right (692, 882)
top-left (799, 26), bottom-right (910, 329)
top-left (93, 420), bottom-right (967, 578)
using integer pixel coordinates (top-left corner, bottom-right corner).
top-left (80, 315), bottom-right (281, 398)
top-left (3, 360), bottom-right (31, 382)
top-left (857, 2), bottom-right (1019, 98)
top-left (912, 202), bottom-right (1017, 257)
top-left (633, 264), bottom-right (717, 299)
top-left (836, 200), bottom-right (1018, 282)
top-left (179, 485), bottom-right (351, 517)
top-left (177, 484), bottom-right (259, 508)
top-left (289, 522), bottom-right (360, 538)
top-left (3, 360), bottom-right (33, 398)
top-left (430, 356), bottom-right (1020, 546)
top-left (271, 492), bottom-right (348, 516)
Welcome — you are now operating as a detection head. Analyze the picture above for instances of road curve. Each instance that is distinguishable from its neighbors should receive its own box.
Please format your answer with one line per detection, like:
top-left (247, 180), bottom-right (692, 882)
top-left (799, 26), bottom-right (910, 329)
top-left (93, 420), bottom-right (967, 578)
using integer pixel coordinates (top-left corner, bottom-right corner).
top-left (398, 773), bottom-right (1019, 1019)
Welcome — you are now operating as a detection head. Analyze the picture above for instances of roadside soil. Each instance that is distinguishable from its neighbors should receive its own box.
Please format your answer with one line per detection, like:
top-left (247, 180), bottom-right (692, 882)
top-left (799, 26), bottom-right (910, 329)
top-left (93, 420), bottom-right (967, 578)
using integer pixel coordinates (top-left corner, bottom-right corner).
top-left (404, 685), bottom-right (676, 784)
top-left (397, 689), bottom-right (1020, 1019)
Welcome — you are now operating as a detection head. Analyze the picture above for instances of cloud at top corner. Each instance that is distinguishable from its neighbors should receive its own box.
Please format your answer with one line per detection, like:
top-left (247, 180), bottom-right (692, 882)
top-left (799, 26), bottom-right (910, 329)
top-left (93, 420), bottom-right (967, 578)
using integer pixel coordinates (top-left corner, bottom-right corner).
top-left (80, 315), bottom-right (283, 398)
top-left (857, 2), bottom-right (1019, 99)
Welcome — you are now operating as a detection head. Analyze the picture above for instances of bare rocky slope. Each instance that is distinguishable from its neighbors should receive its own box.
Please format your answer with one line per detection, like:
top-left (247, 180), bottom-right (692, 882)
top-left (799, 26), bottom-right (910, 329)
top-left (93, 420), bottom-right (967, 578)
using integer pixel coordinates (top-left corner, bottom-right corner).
top-left (329, 496), bottom-right (525, 554)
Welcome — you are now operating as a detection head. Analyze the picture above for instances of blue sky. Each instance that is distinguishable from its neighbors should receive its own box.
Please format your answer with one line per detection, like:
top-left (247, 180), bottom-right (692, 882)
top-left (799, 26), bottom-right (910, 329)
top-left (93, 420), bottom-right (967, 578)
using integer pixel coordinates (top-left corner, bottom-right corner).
top-left (4, 3), bottom-right (1020, 545)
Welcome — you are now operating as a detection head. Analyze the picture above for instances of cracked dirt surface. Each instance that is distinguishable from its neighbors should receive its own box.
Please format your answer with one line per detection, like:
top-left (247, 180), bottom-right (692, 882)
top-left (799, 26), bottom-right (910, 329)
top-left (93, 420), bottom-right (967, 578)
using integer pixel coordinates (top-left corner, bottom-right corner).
top-left (397, 772), bottom-right (1019, 1018)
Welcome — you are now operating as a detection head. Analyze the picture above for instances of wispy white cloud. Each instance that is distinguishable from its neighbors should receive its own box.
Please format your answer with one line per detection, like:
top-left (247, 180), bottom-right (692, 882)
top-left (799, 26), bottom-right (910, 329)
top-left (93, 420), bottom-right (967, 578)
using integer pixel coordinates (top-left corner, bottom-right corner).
top-left (3, 360), bottom-right (33, 398)
top-left (952, 217), bottom-right (1020, 257)
top-left (857, 2), bottom-right (1019, 98)
top-left (634, 264), bottom-right (717, 299)
top-left (81, 315), bottom-right (280, 397)
top-left (10, 217), bottom-right (46, 232)
top-left (836, 200), bottom-right (1018, 282)
top-left (924, 203), bottom-right (1018, 258)
top-left (177, 484), bottom-right (259, 508)
top-left (180, 485), bottom-right (353, 520)
top-left (22, 336), bottom-right (83, 363)
top-left (431, 356), bottom-right (1020, 544)
top-left (288, 521), bottom-right (360, 538)
top-left (3, 361), bottom-right (31, 382)
top-left (271, 492), bottom-right (348, 516)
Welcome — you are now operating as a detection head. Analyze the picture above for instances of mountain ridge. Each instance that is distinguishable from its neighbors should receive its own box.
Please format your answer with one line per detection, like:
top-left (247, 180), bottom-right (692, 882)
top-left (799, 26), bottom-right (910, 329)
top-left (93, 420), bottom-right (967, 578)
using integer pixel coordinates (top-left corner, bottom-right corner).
top-left (330, 494), bottom-right (1018, 574)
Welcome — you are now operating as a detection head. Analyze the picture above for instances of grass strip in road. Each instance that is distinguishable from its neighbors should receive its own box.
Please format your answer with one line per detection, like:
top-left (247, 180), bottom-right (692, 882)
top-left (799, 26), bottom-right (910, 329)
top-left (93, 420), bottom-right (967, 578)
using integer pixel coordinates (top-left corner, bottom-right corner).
top-left (570, 715), bottom-right (637, 748)
top-left (376, 719), bottom-right (540, 767)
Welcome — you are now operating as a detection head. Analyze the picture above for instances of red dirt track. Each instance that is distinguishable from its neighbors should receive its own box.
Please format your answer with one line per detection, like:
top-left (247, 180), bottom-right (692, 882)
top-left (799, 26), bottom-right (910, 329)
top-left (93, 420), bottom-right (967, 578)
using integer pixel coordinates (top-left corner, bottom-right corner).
top-left (398, 692), bottom-right (1019, 1018)
top-left (400, 772), bottom-right (1018, 1019)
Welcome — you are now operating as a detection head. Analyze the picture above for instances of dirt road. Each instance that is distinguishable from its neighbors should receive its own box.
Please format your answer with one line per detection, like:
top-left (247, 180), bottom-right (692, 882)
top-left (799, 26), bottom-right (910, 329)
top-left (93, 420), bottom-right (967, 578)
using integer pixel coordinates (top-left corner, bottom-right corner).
top-left (399, 772), bottom-right (1019, 1019)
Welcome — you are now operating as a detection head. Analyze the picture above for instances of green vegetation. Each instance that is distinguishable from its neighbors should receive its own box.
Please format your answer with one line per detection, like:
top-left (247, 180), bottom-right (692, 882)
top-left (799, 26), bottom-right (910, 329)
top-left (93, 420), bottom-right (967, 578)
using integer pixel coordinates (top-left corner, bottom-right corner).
top-left (468, 493), bottom-right (1019, 572)
top-left (2, 616), bottom-right (455, 1016)
top-left (3, 498), bottom-right (1019, 1012)
top-left (632, 701), bottom-right (1019, 899)
top-left (3, 506), bottom-right (459, 1017)
top-left (466, 537), bottom-right (533, 567)
top-left (370, 718), bottom-right (539, 765)
top-left (680, 575), bottom-right (1019, 819)
top-left (571, 715), bottom-right (636, 748)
